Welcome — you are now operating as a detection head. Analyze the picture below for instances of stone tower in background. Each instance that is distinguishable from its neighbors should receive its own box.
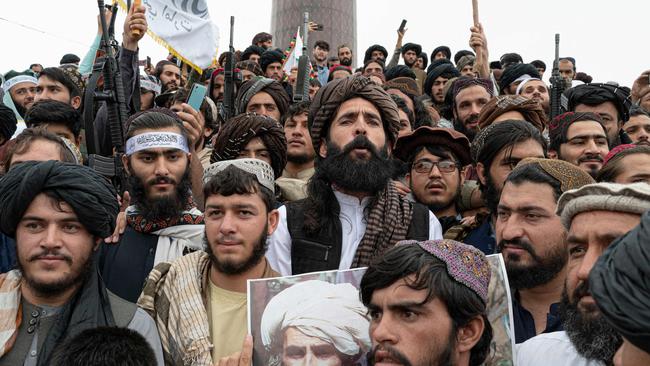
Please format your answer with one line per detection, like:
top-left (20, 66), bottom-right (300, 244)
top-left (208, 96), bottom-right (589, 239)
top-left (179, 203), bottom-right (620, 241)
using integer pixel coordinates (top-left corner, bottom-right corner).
top-left (271, 0), bottom-right (357, 67)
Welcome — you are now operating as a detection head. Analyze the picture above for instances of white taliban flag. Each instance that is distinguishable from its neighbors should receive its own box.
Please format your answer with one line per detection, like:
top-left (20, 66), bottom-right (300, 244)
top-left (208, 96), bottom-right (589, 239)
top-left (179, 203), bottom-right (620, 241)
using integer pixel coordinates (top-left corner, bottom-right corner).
top-left (118, 0), bottom-right (219, 71)
top-left (283, 27), bottom-right (303, 75)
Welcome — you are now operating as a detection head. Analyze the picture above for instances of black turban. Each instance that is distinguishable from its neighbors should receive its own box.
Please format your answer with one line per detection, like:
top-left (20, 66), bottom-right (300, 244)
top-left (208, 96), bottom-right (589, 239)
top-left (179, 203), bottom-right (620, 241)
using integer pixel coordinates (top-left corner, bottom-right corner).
top-left (384, 65), bottom-right (416, 82)
top-left (590, 210), bottom-right (650, 354)
top-left (242, 45), bottom-right (265, 62)
top-left (211, 113), bottom-right (287, 178)
top-left (401, 43), bottom-right (422, 56)
top-left (235, 77), bottom-right (290, 118)
top-left (426, 58), bottom-right (454, 74)
top-left (310, 75), bottom-right (401, 149)
top-left (563, 82), bottom-right (632, 122)
top-left (424, 61), bottom-right (460, 98)
top-left (259, 49), bottom-right (284, 73)
top-left (364, 44), bottom-right (388, 63)
top-left (431, 46), bottom-right (451, 61)
top-left (0, 161), bottom-right (118, 238)
top-left (0, 103), bottom-right (18, 141)
top-left (498, 63), bottom-right (540, 92)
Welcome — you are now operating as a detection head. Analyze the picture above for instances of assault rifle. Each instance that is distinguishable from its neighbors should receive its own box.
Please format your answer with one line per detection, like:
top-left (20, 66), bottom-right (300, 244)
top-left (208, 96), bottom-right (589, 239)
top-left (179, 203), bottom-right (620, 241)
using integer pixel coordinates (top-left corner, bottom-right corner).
top-left (293, 12), bottom-right (310, 103)
top-left (84, 0), bottom-right (129, 193)
top-left (549, 34), bottom-right (568, 119)
top-left (219, 16), bottom-right (238, 122)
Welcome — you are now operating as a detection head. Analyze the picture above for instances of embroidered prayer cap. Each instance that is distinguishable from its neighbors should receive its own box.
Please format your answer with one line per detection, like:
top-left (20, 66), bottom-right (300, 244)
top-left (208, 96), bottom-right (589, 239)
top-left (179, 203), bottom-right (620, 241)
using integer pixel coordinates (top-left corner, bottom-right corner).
top-left (309, 75), bottom-right (401, 151)
top-left (602, 143), bottom-right (637, 166)
top-left (478, 95), bottom-right (546, 132)
top-left (514, 158), bottom-right (595, 193)
top-left (58, 64), bottom-right (85, 97)
top-left (203, 158), bottom-right (275, 194)
top-left (396, 239), bottom-right (491, 304)
top-left (557, 182), bottom-right (650, 229)
top-left (393, 126), bottom-right (471, 166)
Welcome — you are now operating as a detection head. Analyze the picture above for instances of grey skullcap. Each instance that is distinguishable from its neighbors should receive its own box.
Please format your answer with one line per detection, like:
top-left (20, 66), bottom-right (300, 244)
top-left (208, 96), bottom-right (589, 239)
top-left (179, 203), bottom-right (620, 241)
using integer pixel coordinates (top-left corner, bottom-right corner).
top-left (557, 182), bottom-right (650, 229)
top-left (203, 158), bottom-right (275, 194)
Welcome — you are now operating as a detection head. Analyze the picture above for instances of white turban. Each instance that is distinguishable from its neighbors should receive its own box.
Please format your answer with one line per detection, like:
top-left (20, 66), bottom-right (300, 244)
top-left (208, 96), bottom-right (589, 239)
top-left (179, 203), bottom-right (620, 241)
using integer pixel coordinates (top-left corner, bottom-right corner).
top-left (260, 280), bottom-right (371, 359)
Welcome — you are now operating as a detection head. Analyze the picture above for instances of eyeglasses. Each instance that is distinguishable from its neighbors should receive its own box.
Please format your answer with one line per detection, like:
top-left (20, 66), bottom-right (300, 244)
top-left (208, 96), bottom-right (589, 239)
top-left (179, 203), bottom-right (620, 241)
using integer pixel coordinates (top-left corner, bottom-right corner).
top-left (412, 160), bottom-right (458, 174)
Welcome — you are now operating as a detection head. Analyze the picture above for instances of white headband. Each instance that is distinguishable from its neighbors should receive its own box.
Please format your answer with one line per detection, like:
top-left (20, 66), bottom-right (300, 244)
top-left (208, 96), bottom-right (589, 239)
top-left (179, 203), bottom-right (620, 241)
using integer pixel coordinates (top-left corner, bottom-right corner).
top-left (125, 132), bottom-right (189, 155)
top-left (2, 75), bottom-right (37, 93)
top-left (140, 79), bottom-right (162, 95)
top-left (515, 77), bottom-right (542, 95)
top-left (203, 158), bottom-right (275, 194)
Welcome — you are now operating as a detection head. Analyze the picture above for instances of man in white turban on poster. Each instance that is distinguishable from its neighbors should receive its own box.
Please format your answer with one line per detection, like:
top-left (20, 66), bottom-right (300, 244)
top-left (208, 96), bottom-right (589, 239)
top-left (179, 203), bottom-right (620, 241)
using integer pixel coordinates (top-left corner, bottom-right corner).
top-left (260, 280), bottom-right (371, 366)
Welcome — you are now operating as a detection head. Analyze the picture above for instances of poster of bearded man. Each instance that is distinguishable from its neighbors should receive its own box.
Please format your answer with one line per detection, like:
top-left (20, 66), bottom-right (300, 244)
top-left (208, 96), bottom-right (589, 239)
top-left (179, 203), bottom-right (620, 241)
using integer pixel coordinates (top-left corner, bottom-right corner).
top-left (247, 269), bottom-right (370, 366)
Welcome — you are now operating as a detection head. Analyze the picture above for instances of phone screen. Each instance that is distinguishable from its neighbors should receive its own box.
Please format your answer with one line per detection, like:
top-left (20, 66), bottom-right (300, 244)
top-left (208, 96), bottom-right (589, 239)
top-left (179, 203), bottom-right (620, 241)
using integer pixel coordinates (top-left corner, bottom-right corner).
top-left (186, 83), bottom-right (208, 111)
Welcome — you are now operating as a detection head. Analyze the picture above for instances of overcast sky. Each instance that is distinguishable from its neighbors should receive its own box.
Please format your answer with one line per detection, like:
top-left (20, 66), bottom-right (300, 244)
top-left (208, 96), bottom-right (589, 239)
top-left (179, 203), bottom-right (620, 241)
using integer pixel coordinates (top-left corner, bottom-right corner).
top-left (1, 0), bottom-right (647, 86)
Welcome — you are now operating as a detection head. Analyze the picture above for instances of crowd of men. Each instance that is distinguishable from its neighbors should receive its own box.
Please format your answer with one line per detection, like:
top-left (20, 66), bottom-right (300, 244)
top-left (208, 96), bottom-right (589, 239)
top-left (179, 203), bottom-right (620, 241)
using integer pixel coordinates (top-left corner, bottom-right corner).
top-left (1, 2), bottom-right (650, 366)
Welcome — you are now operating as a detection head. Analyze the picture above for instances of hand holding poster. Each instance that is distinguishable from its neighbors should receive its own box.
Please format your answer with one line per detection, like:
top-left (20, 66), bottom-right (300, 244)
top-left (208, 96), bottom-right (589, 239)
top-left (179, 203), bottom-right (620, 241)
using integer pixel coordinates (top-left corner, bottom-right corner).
top-left (247, 253), bottom-right (515, 366)
top-left (117, 0), bottom-right (219, 71)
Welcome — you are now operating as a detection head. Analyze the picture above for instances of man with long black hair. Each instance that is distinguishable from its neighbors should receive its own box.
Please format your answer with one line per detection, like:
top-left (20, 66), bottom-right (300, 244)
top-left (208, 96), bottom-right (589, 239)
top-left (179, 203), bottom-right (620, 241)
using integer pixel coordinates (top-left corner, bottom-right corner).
top-left (267, 75), bottom-right (443, 276)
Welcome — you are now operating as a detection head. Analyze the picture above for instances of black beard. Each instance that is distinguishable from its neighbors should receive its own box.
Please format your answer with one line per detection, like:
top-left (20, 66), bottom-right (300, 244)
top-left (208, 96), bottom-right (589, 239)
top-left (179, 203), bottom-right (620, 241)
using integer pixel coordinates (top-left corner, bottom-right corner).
top-left (127, 166), bottom-right (192, 221)
top-left (318, 135), bottom-right (392, 194)
top-left (560, 284), bottom-right (621, 363)
top-left (453, 115), bottom-right (479, 141)
top-left (287, 151), bottom-right (314, 165)
top-left (18, 246), bottom-right (94, 298)
top-left (483, 173), bottom-right (501, 216)
top-left (405, 59), bottom-right (416, 68)
top-left (497, 238), bottom-right (567, 290)
top-left (340, 58), bottom-right (352, 67)
top-left (14, 101), bottom-right (27, 118)
top-left (204, 225), bottom-right (268, 275)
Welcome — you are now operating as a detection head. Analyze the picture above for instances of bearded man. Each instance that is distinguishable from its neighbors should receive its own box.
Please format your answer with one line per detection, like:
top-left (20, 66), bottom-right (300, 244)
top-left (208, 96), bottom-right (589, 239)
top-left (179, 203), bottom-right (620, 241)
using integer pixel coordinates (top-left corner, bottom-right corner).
top-left (267, 75), bottom-right (443, 276)
top-left (98, 109), bottom-right (204, 303)
top-left (138, 159), bottom-right (279, 365)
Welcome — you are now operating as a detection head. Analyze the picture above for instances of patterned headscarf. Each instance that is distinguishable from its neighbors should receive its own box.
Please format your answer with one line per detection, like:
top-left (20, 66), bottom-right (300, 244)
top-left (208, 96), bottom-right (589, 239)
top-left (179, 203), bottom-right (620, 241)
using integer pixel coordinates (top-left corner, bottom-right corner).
top-left (548, 111), bottom-right (606, 150)
top-left (235, 77), bottom-right (290, 118)
top-left (210, 112), bottom-right (287, 178)
top-left (452, 77), bottom-right (494, 100)
top-left (478, 95), bottom-right (546, 131)
top-left (309, 75), bottom-right (401, 151)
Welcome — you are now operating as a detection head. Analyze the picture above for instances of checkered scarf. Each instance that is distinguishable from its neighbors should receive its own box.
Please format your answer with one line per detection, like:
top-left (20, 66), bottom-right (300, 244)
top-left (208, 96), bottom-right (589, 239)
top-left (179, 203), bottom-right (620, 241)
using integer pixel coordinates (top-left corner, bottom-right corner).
top-left (351, 181), bottom-right (414, 267)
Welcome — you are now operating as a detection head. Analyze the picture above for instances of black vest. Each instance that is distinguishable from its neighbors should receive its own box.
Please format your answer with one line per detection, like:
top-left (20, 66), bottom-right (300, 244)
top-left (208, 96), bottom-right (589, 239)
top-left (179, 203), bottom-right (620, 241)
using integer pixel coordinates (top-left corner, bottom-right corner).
top-left (286, 199), bottom-right (430, 274)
